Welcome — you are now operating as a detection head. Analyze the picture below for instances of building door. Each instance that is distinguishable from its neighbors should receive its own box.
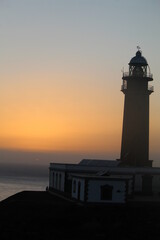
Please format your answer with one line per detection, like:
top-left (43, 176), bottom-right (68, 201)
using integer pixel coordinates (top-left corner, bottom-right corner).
top-left (142, 175), bottom-right (153, 195)
top-left (78, 182), bottom-right (81, 201)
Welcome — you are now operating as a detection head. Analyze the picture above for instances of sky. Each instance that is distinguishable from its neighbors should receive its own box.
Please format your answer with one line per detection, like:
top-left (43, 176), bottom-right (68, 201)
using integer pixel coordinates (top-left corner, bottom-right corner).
top-left (0, 0), bottom-right (160, 166)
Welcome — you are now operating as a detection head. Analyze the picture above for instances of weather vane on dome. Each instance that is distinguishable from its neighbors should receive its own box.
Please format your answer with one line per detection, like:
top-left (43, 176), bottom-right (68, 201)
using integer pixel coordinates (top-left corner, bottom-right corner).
top-left (137, 46), bottom-right (141, 51)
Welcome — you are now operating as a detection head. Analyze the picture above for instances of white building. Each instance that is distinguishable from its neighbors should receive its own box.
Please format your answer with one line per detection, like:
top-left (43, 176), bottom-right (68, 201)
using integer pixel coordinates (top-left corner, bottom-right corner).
top-left (48, 159), bottom-right (160, 204)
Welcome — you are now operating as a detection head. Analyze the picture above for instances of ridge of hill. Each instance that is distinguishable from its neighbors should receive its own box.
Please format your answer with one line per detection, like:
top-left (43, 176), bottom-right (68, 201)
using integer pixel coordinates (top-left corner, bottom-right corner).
top-left (0, 191), bottom-right (160, 240)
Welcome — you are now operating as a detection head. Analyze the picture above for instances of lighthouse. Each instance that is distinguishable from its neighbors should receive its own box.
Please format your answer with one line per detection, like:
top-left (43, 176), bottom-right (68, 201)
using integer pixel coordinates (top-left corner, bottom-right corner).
top-left (120, 48), bottom-right (154, 167)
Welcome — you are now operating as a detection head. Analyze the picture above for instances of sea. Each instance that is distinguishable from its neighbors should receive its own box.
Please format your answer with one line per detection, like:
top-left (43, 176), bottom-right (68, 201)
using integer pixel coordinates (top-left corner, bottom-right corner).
top-left (0, 163), bottom-right (49, 202)
top-left (0, 176), bottom-right (48, 202)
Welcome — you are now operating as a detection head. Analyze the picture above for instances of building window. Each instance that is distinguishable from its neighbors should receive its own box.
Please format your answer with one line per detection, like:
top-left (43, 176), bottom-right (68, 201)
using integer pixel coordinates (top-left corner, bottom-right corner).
top-left (101, 184), bottom-right (113, 200)
top-left (56, 173), bottom-right (58, 189)
top-left (78, 181), bottom-right (81, 200)
top-left (53, 172), bottom-right (55, 187)
top-left (59, 174), bottom-right (62, 190)
top-left (73, 180), bottom-right (76, 193)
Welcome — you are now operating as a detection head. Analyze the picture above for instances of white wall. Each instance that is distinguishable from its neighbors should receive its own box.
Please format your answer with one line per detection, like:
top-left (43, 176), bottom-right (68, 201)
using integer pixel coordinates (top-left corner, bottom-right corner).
top-left (87, 180), bottom-right (126, 203)
top-left (49, 169), bottom-right (53, 187)
top-left (49, 169), bottom-right (65, 192)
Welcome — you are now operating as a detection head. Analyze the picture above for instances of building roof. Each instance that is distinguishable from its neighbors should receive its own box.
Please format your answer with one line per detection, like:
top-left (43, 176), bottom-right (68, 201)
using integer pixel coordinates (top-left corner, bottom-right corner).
top-left (50, 159), bottom-right (160, 175)
top-left (79, 159), bottom-right (120, 167)
top-left (71, 173), bottom-right (132, 181)
top-left (129, 50), bottom-right (148, 66)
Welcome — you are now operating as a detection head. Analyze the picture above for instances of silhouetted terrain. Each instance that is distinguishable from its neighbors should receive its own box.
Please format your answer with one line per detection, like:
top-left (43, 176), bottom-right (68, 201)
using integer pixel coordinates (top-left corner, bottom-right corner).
top-left (0, 191), bottom-right (160, 240)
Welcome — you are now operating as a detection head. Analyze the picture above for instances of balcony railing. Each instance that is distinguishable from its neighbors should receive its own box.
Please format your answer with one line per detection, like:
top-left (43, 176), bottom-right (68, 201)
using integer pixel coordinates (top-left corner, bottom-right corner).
top-left (123, 72), bottom-right (153, 78)
top-left (121, 83), bottom-right (154, 92)
top-left (148, 85), bottom-right (154, 92)
top-left (121, 84), bottom-right (127, 91)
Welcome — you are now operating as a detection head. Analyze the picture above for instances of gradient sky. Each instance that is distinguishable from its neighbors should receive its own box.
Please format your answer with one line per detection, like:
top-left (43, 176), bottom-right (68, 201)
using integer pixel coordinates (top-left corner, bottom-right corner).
top-left (0, 0), bottom-right (160, 165)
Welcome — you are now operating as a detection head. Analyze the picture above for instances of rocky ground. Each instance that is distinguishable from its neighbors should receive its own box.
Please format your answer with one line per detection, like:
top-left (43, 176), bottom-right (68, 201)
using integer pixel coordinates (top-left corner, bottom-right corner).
top-left (0, 191), bottom-right (160, 240)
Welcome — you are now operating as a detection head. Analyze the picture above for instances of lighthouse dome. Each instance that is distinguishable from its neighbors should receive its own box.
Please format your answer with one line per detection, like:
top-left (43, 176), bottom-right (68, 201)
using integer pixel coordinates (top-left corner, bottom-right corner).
top-left (129, 50), bottom-right (148, 66)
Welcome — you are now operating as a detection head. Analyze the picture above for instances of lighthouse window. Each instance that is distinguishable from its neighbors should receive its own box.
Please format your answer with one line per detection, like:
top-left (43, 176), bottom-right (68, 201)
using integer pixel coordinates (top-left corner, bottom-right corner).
top-left (101, 184), bottom-right (113, 200)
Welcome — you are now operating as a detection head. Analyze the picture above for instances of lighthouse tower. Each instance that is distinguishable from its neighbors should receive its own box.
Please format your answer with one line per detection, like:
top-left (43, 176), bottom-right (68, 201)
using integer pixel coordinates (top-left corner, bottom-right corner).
top-left (120, 48), bottom-right (153, 167)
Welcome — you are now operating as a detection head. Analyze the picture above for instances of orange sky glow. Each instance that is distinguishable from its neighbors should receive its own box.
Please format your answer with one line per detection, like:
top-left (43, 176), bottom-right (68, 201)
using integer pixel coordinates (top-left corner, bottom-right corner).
top-left (0, 71), bottom-right (122, 154)
top-left (1, 1), bottom-right (160, 165)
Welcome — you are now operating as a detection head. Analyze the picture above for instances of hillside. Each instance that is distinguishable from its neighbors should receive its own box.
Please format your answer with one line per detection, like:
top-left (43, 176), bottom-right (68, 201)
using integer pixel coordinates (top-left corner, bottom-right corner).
top-left (0, 191), bottom-right (160, 240)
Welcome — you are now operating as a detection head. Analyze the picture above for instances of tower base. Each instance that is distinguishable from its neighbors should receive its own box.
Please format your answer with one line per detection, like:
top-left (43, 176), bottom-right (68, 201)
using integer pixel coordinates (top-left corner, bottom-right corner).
top-left (116, 159), bottom-right (153, 167)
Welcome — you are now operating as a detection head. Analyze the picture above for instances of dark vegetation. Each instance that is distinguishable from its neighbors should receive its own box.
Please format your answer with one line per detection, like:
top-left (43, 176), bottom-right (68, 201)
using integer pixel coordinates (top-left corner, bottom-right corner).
top-left (0, 191), bottom-right (160, 240)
